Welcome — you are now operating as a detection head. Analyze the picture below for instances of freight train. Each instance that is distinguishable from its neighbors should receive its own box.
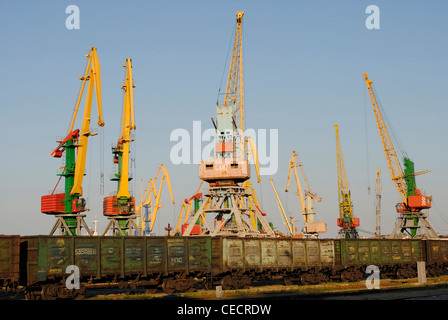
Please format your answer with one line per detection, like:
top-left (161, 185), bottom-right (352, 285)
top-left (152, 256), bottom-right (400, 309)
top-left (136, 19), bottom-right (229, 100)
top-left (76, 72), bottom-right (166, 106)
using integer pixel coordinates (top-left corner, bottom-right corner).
top-left (1, 235), bottom-right (447, 300)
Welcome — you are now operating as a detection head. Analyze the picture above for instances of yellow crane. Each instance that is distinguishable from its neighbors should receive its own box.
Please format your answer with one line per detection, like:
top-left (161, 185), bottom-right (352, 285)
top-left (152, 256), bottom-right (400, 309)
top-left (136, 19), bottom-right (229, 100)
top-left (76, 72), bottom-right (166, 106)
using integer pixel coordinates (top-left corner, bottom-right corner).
top-left (270, 178), bottom-right (294, 236)
top-left (363, 73), bottom-right (436, 238)
top-left (135, 164), bottom-right (175, 235)
top-left (43, 47), bottom-right (104, 236)
top-left (149, 164), bottom-right (175, 233)
top-left (285, 151), bottom-right (326, 238)
top-left (102, 58), bottom-right (138, 236)
top-left (175, 181), bottom-right (204, 235)
top-left (70, 47), bottom-right (105, 197)
top-left (334, 124), bottom-right (359, 239)
top-left (375, 167), bottom-right (382, 237)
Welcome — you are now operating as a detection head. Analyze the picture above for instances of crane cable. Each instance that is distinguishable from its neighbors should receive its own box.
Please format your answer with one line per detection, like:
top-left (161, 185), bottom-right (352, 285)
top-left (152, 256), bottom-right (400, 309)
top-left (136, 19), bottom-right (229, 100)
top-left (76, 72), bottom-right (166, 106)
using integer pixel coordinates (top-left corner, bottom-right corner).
top-left (371, 83), bottom-right (408, 159)
top-left (363, 76), bottom-right (371, 195)
top-left (216, 20), bottom-right (238, 104)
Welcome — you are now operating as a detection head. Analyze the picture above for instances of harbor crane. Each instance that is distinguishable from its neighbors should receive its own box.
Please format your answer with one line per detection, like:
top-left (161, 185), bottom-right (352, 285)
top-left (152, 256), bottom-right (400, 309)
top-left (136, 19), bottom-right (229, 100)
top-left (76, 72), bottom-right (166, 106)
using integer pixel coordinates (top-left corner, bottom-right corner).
top-left (136, 178), bottom-right (157, 235)
top-left (270, 178), bottom-right (295, 236)
top-left (182, 11), bottom-right (274, 237)
top-left (334, 124), bottom-right (359, 239)
top-left (102, 58), bottom-right (138, 236)
top-left (375, 168), bottom-right (382, 237)
top-left (135, 165), bottom-right (175, 236)
top-left (42, 47), bottom-right (104, 236)
top-left (363, 73), bottom-right (437, 238)
top-left (285, 151), bottom-right (327, 238)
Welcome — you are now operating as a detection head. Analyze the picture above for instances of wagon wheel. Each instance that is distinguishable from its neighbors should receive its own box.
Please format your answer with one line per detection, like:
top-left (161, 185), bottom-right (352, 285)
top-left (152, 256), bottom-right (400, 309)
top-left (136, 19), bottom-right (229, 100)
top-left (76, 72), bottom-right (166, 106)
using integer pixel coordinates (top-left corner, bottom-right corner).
top-left (162, 278), bottom-right (176, 294)
top-left (221, 275), bottom-right (235, 290)
top-left (186, 279), bottom-right (197, 292)
top-left (240, 275), bottom-right (251, 288)
top-left (396, 268), bottom-right (406, 279)
top-left (300, 274), bottom-right (310, 286)
top-left (41, 284), bottom-right (58, 300)
top-left (317, 272), bottom-right (328, 284)
top-left (175, 279), bottom-right (188, 292)
top-left (340, 271), bottom-right (350, 282)
top-left (354, 270), bottom-right (364, 282)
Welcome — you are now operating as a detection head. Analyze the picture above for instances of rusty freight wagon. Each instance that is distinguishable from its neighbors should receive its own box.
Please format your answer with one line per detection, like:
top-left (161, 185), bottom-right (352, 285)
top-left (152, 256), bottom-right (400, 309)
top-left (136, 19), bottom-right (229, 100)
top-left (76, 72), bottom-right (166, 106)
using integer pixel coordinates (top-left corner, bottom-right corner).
top-left (210, 237), bottom-right (337, 289)
top-left (19, 236), bottom-right (212, 299)
top-left (0, 235), bottom-right (20, 293)
top-left (336, 239), bottom-right (426, 281)
top-left (424, 239), bottom-right (448, 277)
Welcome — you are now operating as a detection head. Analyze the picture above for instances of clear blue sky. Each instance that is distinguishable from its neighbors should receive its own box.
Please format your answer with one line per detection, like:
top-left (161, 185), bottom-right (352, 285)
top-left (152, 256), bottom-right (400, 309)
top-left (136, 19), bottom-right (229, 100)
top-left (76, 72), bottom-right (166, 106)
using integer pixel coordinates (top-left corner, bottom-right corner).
top-left (0, 0), bottom-right (447, 237)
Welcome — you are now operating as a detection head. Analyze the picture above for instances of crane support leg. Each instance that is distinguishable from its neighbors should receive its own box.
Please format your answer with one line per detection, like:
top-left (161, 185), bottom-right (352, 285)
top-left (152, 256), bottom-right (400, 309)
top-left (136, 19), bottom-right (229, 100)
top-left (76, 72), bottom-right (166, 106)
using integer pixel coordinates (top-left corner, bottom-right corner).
top-left (389, 212), bottom-right (438, 239)
top-left (102, 216), bottom-right (141, 236)
top-left (182, 186), bottom-right (274, 237)
top-left (49, 214), bottom-right (93, 236)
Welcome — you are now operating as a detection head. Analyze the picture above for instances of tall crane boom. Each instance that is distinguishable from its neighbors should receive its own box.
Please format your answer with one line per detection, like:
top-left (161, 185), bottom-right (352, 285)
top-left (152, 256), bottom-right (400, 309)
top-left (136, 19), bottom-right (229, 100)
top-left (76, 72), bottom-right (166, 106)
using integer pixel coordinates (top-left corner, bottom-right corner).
top-left (71, 47), bottom-right (105, 196)
top-left (116, 58), bottom-right (136, 200)
top-left (334, 124), bottom-right (359, 238)
top-left (224, 11), bottom-right (245, 148)
top-left (363, 73), bottom-right (407, 204)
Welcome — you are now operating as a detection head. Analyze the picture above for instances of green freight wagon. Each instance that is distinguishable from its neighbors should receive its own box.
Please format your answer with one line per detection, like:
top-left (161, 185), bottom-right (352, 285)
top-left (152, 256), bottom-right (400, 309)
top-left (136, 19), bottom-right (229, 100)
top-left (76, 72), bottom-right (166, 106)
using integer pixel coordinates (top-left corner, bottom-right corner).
top-left (424, 239), bottom-right (448, 277)
top-left (0, 235), bottom-right (20, 292)
top-left (19, 236), bottom-right (212, 299)
top-left (211, 237), bottom-right (336, 289)
top-left (336, 239), bottom-right (425, 281)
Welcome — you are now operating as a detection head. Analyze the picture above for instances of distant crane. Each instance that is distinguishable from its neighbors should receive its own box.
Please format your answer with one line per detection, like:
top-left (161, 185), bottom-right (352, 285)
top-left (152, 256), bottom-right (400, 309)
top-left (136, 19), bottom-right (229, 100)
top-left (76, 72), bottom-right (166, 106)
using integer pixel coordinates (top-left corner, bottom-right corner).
top-left (375, 168), bottom-right (382, 237)
top-left (334, 124), bottom-right (359, 239)
top-left (134, 164), bottom-right (175, 236)
top-left (176, 181), bottom-right (204, 236)
top-left (42, 47), bottom-right (104, 236)
top-left (285, 151), bottom-right (327, 238)
top-left (136, 178), bottom-right (157, 236)
top-left (363, 73), bottom-right (437, 239)
top-left (270, 178), bottom-right (295, 236)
